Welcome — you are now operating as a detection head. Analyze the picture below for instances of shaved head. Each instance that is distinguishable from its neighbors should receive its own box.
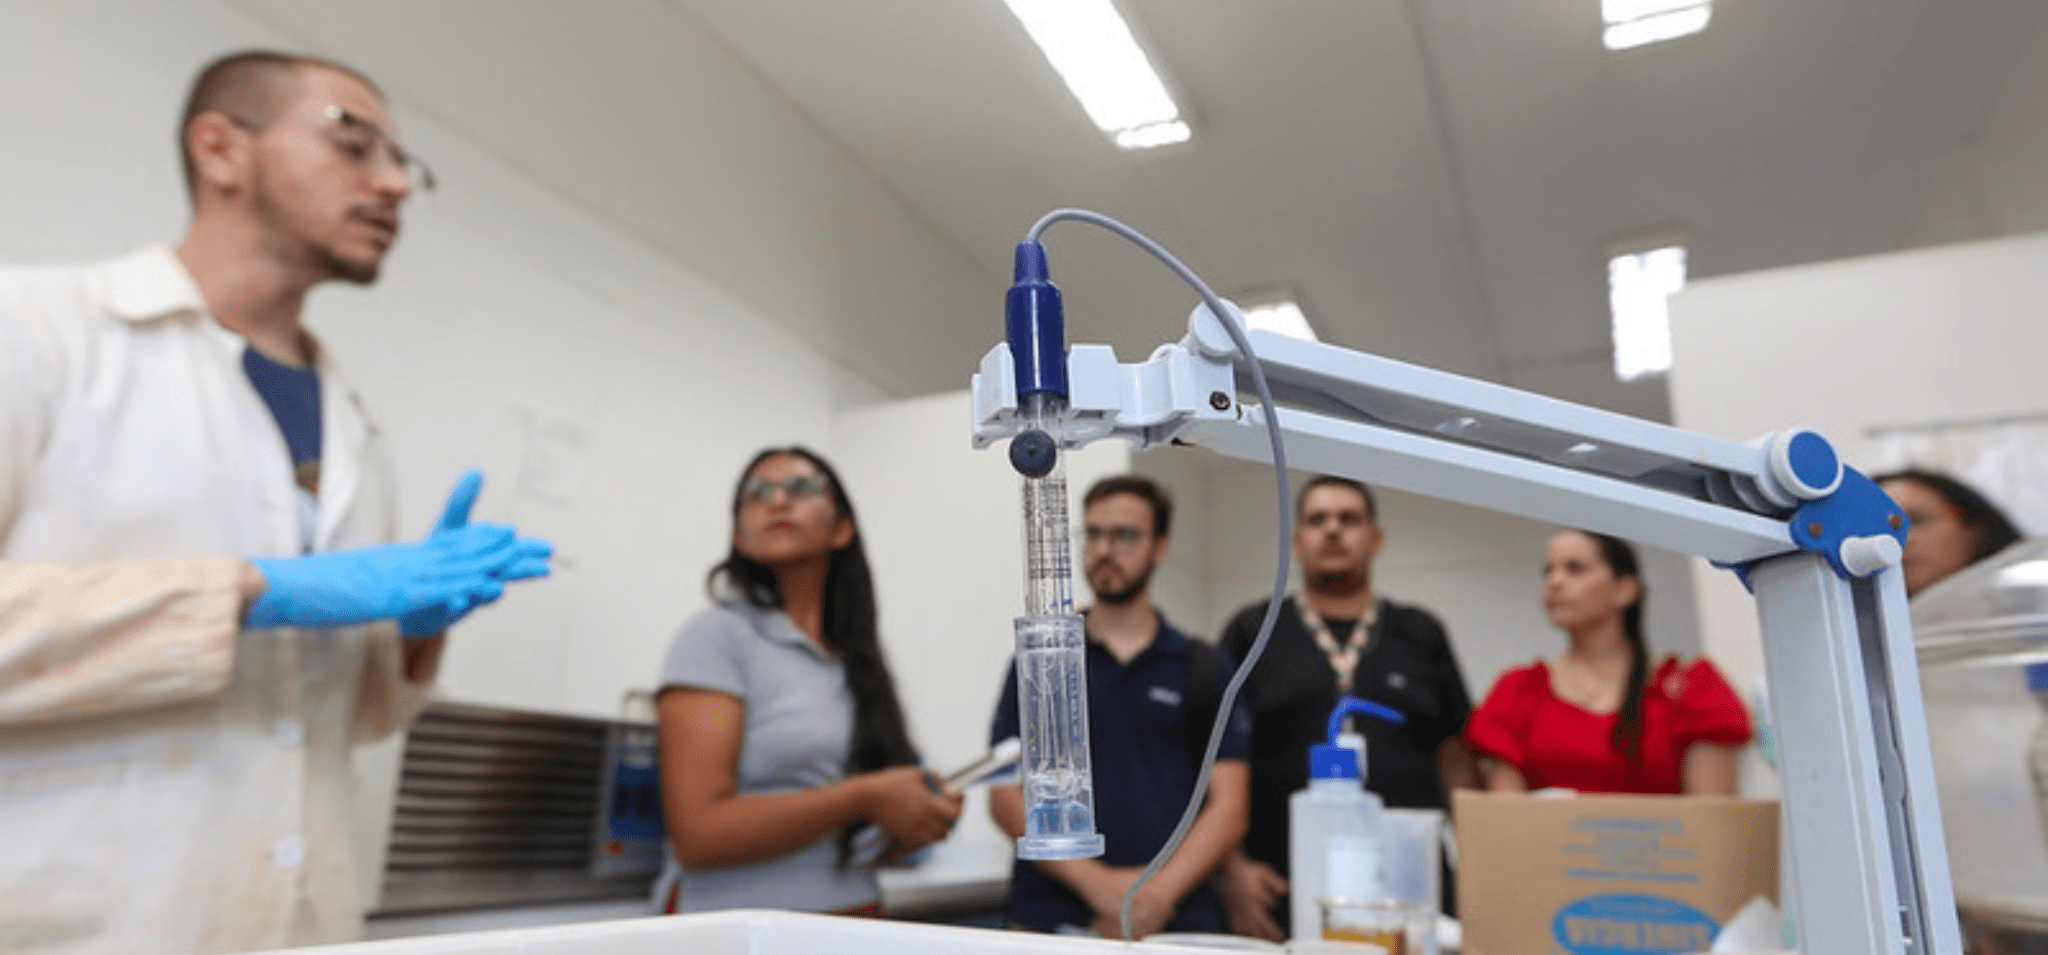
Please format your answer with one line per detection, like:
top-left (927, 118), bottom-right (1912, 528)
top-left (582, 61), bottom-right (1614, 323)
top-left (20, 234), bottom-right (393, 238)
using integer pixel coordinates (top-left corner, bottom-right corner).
top-left (179, 50), bottom-right (382, 195)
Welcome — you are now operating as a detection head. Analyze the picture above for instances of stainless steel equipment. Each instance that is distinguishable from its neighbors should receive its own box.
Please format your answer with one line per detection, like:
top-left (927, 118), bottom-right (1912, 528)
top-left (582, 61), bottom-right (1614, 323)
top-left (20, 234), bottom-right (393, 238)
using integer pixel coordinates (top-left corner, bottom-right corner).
top-left (1914, 539), bottom-right (2048, 954)
top-left (373, 700), bottom-right (663, 915)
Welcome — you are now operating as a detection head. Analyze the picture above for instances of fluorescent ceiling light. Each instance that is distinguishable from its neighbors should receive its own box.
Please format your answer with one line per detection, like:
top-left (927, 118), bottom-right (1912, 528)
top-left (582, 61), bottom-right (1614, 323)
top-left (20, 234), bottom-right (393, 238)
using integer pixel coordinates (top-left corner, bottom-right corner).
top-left (1603, 0), bottom-right (1711, 50)
top-left (1604, 0), bottom-right (1704, 21)
top-left (1608, 245), bottom-right (1686, 381)
top-left (1003, 0), bottom-right (1189, 150)
top-left (1238, 293), bottom-right (1318, 342)
top-left (1113, 120), bottom-right (1191, 150)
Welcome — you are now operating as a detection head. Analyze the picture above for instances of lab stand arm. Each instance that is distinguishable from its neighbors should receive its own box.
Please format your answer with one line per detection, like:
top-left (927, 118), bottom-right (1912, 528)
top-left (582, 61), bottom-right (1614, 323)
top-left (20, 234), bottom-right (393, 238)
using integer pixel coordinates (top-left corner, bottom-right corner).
top-left (972, 302), bottom-right (1958, 955)
top-left (979, 306), bottom-right (1843, 568)
top-left (1753, 554), bottom-right (1960, 955)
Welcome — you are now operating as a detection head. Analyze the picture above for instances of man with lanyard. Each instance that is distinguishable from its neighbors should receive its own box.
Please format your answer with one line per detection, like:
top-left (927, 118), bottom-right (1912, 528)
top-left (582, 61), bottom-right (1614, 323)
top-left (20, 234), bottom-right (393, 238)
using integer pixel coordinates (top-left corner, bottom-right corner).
top-left (988, 475), bottom-right (1252, 938)
top-left (1216, 475), bottom-right (1479, 940)
top-left (0, 51), bottom-right (551, 953)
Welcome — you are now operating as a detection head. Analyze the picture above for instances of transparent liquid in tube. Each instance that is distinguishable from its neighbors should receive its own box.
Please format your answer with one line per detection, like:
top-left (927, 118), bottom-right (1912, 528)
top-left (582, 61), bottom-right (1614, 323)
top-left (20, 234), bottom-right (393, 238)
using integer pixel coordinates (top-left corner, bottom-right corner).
top-left (1011, 396), bottom-right (1102, 859)
top-left (1015, 615), bottom-right (1100, 859)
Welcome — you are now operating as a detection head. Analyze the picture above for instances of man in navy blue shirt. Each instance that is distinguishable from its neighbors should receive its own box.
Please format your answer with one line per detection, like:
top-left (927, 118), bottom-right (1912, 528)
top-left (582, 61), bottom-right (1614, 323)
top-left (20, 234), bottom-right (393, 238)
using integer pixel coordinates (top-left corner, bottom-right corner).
top-left (989, 475), bottom-right (1251, 939)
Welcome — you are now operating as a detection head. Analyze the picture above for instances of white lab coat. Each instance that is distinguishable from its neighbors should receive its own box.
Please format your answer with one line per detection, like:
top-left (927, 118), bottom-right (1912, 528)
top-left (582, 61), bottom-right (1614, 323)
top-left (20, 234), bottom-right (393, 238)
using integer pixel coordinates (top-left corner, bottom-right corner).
top-left (0, 247), bottom-right (432, 954)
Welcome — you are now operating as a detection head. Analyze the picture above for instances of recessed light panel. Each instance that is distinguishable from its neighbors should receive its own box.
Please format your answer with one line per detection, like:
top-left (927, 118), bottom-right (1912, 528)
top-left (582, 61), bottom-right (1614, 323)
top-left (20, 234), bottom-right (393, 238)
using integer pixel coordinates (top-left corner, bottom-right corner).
top-left (1609, 245), bottom-right (1687, 380)
top-left (1003, 0), bottom-right (1190, 150)
top-left (1603, 0), bottom-right (1711, 50)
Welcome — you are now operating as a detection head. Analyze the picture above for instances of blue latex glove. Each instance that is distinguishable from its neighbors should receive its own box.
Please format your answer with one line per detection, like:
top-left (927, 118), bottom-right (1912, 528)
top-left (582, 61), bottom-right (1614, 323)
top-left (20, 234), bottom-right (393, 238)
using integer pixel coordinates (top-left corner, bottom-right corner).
top-left (246, 470), bottom-right (552, 632)
top-left (396, 470), bottom-right (533, 637)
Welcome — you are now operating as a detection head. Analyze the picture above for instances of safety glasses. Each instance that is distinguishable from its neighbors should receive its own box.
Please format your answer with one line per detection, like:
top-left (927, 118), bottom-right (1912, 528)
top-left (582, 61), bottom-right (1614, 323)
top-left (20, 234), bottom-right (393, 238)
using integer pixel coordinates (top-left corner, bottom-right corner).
top-left (740, 473), bottom-right (832, 504)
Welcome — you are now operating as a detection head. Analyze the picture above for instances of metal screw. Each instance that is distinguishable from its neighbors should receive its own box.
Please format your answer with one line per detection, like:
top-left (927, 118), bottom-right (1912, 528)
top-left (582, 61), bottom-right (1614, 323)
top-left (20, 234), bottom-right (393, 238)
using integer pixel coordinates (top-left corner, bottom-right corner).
top-left (1888, 513), bottom-right (1903, 530)
top-left (1209, 391), bottom-right (1231, 411)
top-left (1807, 522), bottom-right (1824, 538)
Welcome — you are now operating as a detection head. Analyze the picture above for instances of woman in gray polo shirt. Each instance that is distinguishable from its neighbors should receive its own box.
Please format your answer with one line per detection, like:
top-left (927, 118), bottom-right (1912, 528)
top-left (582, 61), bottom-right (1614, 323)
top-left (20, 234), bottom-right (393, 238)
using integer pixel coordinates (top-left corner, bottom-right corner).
top-left (653, 447), bottom-right (962, 915)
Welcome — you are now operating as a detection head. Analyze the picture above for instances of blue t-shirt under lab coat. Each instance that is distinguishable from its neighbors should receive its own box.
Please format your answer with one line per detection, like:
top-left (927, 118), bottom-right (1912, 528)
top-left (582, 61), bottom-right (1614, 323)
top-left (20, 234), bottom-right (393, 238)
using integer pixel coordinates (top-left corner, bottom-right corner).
top-left (242, 346), bottom-right (322, 552)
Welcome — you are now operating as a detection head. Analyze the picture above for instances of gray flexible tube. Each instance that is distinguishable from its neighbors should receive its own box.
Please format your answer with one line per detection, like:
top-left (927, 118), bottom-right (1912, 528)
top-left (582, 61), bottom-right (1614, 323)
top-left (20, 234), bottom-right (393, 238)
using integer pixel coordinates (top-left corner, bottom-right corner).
top-left (1025, 209), bottom-right (1295, 942)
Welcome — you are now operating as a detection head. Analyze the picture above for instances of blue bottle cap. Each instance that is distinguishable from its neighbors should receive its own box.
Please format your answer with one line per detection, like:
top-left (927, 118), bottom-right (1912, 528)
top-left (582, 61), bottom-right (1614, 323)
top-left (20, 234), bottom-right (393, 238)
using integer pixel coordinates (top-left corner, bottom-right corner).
top-left (1310, 743), bottom-right (1362, 781)
top-left (2027, 662), bottom-right (2048, 693)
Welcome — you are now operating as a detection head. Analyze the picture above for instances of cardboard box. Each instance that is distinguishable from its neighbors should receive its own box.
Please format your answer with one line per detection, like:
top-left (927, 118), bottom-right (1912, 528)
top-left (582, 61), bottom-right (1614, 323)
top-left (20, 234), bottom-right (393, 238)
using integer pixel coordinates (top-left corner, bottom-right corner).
top-left (1455, 791), bottom-right (1779, 955)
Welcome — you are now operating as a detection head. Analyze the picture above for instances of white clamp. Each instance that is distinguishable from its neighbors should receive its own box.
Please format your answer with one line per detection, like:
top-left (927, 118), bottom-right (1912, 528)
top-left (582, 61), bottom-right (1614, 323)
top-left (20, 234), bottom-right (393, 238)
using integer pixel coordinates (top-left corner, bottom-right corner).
top-left (970, 339), bottom-right (1238, 450)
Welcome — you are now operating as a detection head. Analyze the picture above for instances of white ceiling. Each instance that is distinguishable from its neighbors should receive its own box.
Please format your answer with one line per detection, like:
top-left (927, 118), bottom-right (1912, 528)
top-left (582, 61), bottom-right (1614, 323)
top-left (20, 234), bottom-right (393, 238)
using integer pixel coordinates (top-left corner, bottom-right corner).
top-left (233, 0), bottom-right (2043, 419)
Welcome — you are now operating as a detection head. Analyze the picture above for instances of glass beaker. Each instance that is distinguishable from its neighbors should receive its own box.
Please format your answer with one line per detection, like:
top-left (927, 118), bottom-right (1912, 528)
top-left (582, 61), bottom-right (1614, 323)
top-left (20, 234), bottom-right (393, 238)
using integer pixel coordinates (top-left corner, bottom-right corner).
top-left (1379, 809), bottom-right (1443, 955)
top-left (1321, 896), bottom-right (1427, 955)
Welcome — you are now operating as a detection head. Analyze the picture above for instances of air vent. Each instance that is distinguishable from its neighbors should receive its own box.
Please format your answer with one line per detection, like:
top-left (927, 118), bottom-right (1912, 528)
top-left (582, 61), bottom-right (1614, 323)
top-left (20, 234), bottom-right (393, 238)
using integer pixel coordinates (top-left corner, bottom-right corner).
top-left (375, 701), bottom-right (661, 915)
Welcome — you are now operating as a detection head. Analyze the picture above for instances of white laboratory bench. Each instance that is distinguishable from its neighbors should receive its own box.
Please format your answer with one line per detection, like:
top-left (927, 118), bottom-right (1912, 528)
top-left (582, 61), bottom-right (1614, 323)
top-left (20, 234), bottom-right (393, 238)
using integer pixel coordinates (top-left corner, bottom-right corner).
top-left (366, 899), bottom-right (653, 941)
top-left (288, 909), bottom-right (1268, 955)
top-left (366, 807), bottom-right (1015, 940)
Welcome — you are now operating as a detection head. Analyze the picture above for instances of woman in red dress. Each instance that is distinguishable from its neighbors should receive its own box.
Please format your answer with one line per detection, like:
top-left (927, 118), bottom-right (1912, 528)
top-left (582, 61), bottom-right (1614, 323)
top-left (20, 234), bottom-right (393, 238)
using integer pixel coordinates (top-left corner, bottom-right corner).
top-left (1466, 530), bottom-right (1752, 795)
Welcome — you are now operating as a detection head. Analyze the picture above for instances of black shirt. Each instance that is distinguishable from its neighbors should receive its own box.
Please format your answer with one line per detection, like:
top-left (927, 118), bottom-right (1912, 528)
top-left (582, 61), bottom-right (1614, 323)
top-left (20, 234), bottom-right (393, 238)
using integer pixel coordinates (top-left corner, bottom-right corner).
top-left (1218, 595), bottom-right (1472, 878)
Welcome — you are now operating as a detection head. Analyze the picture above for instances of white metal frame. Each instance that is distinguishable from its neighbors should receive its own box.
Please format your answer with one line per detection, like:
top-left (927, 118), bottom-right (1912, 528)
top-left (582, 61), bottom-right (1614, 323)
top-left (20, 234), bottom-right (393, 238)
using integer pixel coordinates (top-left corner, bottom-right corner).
top-left (972, 304), bottom-right (1960, 955)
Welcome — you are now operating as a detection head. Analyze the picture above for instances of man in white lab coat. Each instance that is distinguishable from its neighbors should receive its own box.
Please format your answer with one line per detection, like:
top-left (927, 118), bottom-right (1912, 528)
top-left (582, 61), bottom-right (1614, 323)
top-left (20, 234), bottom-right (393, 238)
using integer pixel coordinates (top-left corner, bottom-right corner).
top-left (0, 52), bottom-right (551, 954)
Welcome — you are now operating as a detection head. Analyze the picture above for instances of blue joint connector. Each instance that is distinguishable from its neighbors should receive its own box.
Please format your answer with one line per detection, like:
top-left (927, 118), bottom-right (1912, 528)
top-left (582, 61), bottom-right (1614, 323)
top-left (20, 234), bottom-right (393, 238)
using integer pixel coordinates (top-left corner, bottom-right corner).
top-left (1786, 467), bottom-right (1909, 577)
top-left (1715, 466), bottom-right (1909, 591)
top-left (1006, 241), bottom-right (1068, 399)
top-left (1326, 695), bottom-right (1404, 741)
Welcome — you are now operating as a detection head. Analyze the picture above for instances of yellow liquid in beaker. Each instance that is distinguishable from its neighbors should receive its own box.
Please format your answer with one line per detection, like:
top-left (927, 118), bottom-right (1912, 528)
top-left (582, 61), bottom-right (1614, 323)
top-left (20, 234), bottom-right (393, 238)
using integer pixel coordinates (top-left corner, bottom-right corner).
top-left (1321, 926), bottom-right (1403, 954)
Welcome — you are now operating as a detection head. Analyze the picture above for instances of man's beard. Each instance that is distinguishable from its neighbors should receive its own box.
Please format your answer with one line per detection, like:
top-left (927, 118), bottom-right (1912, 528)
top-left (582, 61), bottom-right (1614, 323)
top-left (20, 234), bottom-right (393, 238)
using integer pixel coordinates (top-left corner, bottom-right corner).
top-left (1091, 563), bottom-right (1154, 606)
top-left (253, 169), bottom-right (382, 285)
top-left (1304, 567), bottom-right (1368, 596)
top-left (313, 239), bottom-right (380, 285)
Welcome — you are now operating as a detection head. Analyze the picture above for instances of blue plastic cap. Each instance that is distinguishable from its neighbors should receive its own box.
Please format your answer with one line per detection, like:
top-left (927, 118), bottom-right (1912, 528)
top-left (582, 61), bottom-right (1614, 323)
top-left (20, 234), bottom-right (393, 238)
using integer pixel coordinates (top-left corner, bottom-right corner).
top-left (1013, 240), bottom-right (1049, 284)
top-left (1309, 742), bottom-right (1361, 781)
top-left (1006, 241), bottom-right (1067, 398)
top-left (1324, 695), bottom-right (1404, 744)
top-left (1786, 431), bottom-right (1840, 493)
top-left (2027, 662), bottom-right (2048, 693)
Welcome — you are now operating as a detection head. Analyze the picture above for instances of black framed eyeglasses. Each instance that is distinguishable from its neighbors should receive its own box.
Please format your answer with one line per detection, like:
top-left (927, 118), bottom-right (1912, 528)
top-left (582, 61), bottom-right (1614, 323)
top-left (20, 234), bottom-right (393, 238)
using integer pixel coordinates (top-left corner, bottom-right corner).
top-left (741, 474), bottom-right (832, 504)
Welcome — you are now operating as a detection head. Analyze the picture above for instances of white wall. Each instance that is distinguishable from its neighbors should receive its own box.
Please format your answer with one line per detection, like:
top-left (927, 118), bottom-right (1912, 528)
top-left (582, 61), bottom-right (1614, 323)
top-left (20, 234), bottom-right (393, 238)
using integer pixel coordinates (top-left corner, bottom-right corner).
top-left (208, 0), bottom-right (999, 401)
top-left (1668, 231), bottom-right (2048, 771)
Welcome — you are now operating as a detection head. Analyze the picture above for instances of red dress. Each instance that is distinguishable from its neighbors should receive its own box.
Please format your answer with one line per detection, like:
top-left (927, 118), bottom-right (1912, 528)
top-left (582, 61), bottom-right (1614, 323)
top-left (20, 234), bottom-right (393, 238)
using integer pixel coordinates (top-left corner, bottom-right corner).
top-left (1465, 656), bottom-right (1753, 794)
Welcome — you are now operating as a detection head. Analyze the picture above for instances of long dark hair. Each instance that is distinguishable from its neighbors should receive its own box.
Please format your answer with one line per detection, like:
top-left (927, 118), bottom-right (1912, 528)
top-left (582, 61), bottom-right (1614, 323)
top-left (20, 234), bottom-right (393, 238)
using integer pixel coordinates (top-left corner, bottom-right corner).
top-left (1873, 468), bottom-right (2024, 563)
top-left (706, 447), bottom-right (920, 864)
top-left (1574, 531), bottom-right (1649, 762)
